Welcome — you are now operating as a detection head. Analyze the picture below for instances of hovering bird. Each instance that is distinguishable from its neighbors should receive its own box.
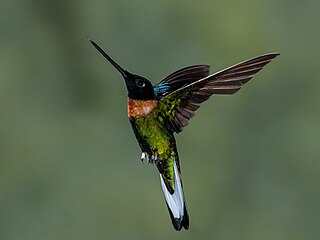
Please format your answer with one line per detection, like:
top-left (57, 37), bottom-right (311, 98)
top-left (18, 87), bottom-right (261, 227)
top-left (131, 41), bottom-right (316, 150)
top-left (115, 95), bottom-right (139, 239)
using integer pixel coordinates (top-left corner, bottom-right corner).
top-left (90, 39), bottom-right (279, 231)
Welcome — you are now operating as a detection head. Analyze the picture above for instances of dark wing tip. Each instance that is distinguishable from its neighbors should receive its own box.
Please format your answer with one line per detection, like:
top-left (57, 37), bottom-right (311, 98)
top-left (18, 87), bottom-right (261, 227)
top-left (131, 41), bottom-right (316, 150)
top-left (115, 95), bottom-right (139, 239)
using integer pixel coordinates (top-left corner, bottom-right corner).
top-left (260, 52), bottom-right (280, 57)
top-left (253, 52), bottom-right (280, 60)
top-left (204, 52), bottom-right (280, 93)
top-left (266, 52), bottom-right (280, 57)
top-left (256, 52), bottom-right (280, 63)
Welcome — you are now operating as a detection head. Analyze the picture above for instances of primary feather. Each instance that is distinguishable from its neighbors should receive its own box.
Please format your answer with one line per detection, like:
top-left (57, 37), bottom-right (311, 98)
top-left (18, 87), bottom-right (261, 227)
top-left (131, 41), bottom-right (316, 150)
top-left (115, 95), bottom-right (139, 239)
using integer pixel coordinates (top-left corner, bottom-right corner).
top-left (154, 65), bottom-right (210, 99)
top-left (158, 53), bottom-right (280, 133)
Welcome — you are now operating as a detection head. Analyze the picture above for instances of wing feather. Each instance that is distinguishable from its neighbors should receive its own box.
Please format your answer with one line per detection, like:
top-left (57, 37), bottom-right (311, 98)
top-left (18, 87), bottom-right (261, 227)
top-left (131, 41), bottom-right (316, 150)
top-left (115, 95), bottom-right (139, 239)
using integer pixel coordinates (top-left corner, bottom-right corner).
top-left (160, 53), bottom-right (280, 133)
top-left (154, 65), bottom-right (210, 99)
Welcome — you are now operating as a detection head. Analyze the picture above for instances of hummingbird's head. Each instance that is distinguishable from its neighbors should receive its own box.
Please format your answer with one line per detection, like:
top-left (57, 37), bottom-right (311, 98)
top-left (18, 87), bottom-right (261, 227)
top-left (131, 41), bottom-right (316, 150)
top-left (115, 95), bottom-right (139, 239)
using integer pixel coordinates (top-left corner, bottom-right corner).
top-left (90, 40), bottom-right (155, 100)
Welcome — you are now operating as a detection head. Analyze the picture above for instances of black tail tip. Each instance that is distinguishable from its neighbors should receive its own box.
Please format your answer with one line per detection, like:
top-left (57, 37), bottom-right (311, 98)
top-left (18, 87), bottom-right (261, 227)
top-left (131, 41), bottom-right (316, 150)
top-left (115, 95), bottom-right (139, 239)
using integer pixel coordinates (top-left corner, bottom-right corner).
top-left (167, 201), bottom-right (189, 231)
top-left (171, 208), bottom-right (189, 231)
top-left (172, 217), bottom-right (189, 231)
top-left (172, 218), bottom-right (182, 231)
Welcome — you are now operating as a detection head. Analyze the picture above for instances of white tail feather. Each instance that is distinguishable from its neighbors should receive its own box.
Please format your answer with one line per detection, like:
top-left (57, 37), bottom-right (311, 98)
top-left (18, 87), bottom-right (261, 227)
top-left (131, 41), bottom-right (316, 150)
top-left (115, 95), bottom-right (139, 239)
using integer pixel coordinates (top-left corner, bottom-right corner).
top-left (160, 159), bottom-right (185, 219)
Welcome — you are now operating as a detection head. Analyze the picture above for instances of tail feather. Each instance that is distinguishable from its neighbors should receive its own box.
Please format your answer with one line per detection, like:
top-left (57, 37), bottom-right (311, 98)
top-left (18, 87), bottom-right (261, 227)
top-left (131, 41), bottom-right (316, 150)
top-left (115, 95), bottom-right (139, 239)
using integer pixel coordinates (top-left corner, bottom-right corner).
top-left (160, 159), bottom-right (189, 231)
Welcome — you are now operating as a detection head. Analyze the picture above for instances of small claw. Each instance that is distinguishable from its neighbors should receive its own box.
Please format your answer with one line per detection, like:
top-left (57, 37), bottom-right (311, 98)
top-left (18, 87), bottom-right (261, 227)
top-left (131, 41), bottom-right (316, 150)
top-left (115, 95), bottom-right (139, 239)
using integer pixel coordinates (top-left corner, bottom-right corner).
top-left (141, 152), bottom-right (149, 164)
top-left (149, 152), bottom-right (159, 164)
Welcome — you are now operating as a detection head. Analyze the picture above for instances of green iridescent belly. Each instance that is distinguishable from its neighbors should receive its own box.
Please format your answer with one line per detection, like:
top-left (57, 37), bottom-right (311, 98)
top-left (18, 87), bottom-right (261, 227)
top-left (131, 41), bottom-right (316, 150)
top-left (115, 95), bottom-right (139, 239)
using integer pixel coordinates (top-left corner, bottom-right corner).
top-left (131, 112), bottom-right (173, 159)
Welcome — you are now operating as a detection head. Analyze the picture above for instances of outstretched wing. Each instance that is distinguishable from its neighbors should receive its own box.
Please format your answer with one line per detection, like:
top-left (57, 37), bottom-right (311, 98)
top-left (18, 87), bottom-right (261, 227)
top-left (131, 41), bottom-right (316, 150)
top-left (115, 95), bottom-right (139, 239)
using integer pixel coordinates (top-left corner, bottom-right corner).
top-left (159, 53), bottom-right (280, 133)
top-left (153, 65), bottom-right (210, 99)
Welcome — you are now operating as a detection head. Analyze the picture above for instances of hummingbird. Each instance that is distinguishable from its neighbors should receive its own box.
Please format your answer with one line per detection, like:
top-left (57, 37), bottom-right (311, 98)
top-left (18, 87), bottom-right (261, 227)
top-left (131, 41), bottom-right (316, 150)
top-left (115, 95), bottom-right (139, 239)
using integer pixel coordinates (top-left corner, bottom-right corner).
top-left (90, 39), bottom-right (279, 231)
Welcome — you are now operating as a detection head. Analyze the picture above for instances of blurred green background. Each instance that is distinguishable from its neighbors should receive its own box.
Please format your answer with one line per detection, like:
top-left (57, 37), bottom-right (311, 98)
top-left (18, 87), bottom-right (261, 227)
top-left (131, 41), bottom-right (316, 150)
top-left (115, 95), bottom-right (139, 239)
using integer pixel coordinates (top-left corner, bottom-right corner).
top-left (1, 0), bottom-right (319, 239)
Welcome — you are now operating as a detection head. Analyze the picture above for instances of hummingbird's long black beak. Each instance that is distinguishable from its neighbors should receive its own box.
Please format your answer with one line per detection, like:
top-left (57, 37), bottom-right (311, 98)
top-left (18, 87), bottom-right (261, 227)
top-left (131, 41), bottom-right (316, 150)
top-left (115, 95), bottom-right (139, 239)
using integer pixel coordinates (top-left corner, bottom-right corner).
top-left (89, 39), bottom-right (130, 80)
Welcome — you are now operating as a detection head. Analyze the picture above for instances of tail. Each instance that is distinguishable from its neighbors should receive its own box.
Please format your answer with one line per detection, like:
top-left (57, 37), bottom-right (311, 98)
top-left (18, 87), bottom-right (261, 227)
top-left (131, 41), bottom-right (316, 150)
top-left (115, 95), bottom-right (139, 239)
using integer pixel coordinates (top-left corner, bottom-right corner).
top-left (159, 158), bottom-right (189, 231)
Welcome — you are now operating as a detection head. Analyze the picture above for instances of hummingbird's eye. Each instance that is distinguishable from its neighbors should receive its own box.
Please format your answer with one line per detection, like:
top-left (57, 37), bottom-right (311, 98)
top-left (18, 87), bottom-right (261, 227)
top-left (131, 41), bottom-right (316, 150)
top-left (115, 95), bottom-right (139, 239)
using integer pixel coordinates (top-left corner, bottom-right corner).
top-left (136, 79), bottom-right (145, 88)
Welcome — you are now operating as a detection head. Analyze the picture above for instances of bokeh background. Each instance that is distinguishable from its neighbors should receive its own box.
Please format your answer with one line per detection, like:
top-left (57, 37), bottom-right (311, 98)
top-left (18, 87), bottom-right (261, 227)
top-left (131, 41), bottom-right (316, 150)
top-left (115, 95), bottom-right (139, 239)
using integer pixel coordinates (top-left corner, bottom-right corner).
top-left (1, 0), bottom-right (319, 239)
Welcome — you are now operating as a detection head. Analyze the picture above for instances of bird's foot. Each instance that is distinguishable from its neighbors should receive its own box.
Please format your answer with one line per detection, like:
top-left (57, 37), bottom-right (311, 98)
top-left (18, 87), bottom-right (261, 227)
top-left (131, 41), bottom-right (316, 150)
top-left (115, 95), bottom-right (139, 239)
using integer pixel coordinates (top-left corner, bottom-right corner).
top-left (149, 152), bottom-right (159, 165)
top-left (140, 152), bottom-right (149, 164)
top-left (141, 152), bottom-right (159, 165)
